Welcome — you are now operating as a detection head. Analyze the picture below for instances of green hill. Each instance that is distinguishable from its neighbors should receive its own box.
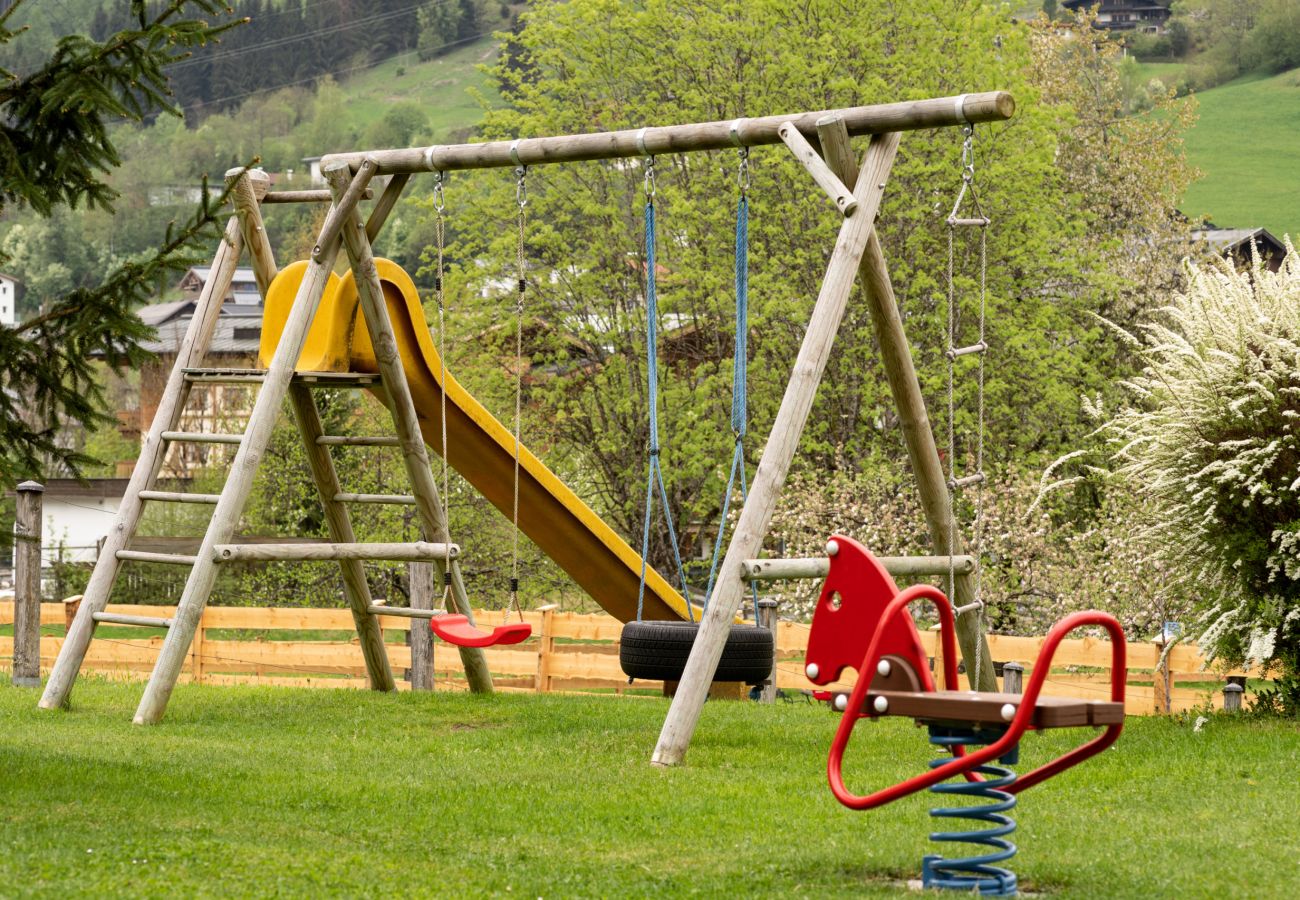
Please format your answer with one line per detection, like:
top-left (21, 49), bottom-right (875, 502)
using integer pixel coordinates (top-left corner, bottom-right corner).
top-left (336, 38), bottom-right (502, 143)
top-left (1179, 69), bottom-right (1300, 240)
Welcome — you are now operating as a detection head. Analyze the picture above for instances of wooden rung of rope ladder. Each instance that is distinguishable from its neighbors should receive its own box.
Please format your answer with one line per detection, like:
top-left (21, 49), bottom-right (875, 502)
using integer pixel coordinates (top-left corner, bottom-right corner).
top-left (332, 492), bottom-right (417, 505)
top-left (138, 490), bottom-right (221, 504)
top-left (740, 554), bottom-right (976, 582)
top-left (115, 550), bottom-right (199, 566)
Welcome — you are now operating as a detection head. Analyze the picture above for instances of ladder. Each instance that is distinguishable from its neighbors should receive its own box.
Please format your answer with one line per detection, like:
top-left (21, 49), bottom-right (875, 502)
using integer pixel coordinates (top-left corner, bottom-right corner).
top-left (40, 166), bottom-right (493, 724)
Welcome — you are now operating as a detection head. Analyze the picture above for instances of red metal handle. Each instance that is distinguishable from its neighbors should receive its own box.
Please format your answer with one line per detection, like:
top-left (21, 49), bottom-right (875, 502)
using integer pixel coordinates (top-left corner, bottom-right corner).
top-left (827, 604), bottom-right (1127, 810)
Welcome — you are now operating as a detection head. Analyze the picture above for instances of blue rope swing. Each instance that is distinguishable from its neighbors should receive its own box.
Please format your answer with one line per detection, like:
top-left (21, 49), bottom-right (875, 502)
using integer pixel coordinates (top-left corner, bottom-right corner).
top-left (702, 190), bottom-right (759, 614)
top-left (636, 155), bottom-right (758, 623)
top-left (637, 174), bottom-right (693, 622)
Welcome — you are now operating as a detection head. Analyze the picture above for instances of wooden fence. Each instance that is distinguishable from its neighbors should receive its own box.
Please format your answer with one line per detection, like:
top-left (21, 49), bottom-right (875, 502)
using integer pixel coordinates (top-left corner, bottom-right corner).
top-left (1, 602), bottom-right (1245, 714)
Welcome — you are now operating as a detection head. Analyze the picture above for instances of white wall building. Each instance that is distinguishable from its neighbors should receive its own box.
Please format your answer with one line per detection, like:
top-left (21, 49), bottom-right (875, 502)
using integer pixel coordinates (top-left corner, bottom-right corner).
top-left (0, 271), bottom-right (20, 326)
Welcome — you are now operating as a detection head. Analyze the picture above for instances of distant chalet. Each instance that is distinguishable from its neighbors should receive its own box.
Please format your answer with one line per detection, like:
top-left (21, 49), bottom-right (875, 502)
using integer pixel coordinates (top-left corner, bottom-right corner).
top-left (1061, 0), bottom-right (1171, 34)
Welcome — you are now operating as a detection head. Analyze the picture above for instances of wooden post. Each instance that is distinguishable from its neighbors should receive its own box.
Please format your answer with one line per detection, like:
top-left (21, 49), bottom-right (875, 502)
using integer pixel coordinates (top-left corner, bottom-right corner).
top-left (225, 167), bottom-right (278, 297)
top-left (324, 162), bottom-right (494, 695)
top-left (62, 596), bottom-right (82, 635)
top-left (756, 599), bottom-right (778, 703)
top-left (651, 133), bottom-right (900, 767)
top-left (320, 92), bottom-right (1014, 175)
top-left (931, 624), bottom-right (947, 691)
top-left (190, 612), bottom-right (206, 685)
top-left (535, 604), bottom-right (558, 693)
top-left (408, 560), bottom-right (435, 691)
top-left (1002, 661), bottom-right (1024, 695)
top-left (12, 481), bottom-right (44, 687)
top-left (1223, 681), bottom-right (1244, 712)
top-left (815, 114), bottom-right (997, 693)
top-left (40, 217), bottom-right (243, 713)
top-left (1152, 638), bottom-right (1170, 714)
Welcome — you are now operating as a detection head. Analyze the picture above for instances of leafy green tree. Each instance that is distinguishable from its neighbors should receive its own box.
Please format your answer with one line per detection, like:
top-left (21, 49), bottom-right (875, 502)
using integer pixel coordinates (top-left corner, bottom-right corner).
top-left (417, 0), bottom-right (1193, 580)
top-left (0, 0), bottom-right (242, 486)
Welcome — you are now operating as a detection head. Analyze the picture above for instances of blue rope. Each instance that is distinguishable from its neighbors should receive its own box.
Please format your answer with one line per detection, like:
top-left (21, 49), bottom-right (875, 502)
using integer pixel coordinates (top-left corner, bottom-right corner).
top-left (637, 196), bottom-right (693, 622)
top-left (702, 195), bottom-right (758, 615)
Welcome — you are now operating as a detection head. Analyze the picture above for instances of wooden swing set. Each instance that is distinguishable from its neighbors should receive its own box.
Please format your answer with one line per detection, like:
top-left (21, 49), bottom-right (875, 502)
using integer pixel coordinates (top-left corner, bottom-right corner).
top-left (37, 91), bottom-right (1016, 769)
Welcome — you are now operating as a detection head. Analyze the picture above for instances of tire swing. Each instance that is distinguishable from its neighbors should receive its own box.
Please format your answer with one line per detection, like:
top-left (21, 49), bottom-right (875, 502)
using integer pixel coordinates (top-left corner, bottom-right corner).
top-left (427, 166), bottom-right (531, 650)
top-left (619, 143), bottom-right (773, 687)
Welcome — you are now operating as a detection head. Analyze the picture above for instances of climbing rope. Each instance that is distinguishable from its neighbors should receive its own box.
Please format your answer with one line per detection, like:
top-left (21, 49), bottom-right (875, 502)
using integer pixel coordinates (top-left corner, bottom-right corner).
top-left (702, 147), bottom-right (759, 618)
top-left (945, 124), bottom-right (990, 688)
top-left (636, 154), bottom-right (693, 622)
top-left (507, 165), bottom-right (528, 624)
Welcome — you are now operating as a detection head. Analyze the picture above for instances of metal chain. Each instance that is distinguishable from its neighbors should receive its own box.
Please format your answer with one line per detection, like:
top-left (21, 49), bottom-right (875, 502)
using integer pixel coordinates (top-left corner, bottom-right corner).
top-left (433, 172), bottom-right (451, 608)
top-left (509, 165), bottom-right (527, 624)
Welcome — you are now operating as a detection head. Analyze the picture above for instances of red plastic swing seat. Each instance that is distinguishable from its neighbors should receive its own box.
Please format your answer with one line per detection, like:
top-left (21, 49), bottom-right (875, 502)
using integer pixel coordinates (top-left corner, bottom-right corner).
top-left (430, 614), bottom-right (532, 648)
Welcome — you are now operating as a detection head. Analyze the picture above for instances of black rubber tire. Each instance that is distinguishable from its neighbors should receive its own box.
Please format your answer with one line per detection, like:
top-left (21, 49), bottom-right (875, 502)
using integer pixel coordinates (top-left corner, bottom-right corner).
top-left (619, 620), bottom-right (774, 684)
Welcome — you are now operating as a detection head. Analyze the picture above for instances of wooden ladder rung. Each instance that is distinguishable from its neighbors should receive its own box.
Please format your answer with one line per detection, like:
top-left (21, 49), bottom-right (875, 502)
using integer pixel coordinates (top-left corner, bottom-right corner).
top-left (368, 605), bottom-right (440, 619)
top-left (316, 436), bottom-right (401, 446)
top-left (292, 371), bottom-right (384, 387)
top-left (116, 550), bottom-right (199, 566)
top-left (948, 472), bottom-right (987, 490)
top-left (162, 431), bottom-right (244, 445)
top-left (741, 554), bottom-right (976, 581)
top-left (139, 490), bottom-right (222, 504)
top-left (947, 216), bottom-right (990, 227)
top-left (93, 611), bottom-right (173, 628)
top-left (182, 367), bottom-right (268, 384)
top-left (212, 541), bottom-right (459, 563)
top-left (332, 492), bottom-right (417, 505)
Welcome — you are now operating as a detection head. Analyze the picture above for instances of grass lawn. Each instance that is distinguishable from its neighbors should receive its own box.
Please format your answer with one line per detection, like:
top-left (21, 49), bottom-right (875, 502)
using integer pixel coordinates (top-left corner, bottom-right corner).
top-left (2, 682), bottom-right (1297, 897)
top-left (1180, 69), bottom-right (1300, 239)
top-left (339, 38), bottom-right (502, 140)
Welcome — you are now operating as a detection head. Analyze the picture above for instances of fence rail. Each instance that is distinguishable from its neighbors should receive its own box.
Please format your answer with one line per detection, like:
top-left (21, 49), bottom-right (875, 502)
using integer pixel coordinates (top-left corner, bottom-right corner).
top-left (0, 602), bottom-right (1246, 714)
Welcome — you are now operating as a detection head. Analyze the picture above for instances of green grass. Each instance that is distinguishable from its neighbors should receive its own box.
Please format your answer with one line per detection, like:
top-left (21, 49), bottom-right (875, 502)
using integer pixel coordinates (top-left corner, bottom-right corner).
top-left (1132, 61), bottom-right (1187, 85)
top-left (338, 38), bottom-right (502, 141)
top-left (2, 681), bottom-right (1298, 897)
top-left (1180, 68), bottom-right (1300, 239)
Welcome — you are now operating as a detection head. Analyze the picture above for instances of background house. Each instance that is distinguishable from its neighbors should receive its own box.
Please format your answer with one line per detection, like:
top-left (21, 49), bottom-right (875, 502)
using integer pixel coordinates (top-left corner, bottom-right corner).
top-left (1062, 0), bottom-right (1171, 33)
top-left (0, 271), bottom-right (20, 326)
top-left (1194, 226), bottom-right (1287, 273)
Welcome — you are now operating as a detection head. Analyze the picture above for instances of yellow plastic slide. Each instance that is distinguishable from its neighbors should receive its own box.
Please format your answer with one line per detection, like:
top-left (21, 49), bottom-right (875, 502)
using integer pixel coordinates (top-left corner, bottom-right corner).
top-left (260, 258), bottom-right (693, 622)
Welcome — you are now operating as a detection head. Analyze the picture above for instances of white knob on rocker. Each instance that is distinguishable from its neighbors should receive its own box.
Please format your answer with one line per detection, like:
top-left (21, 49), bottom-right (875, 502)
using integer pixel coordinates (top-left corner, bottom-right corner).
top-left (805, 662), bottom-right (820, 680)
top-left (872, 695), bottom-right (889, 714)
top-left (825, 539), bottom-right (840, 557)
top-left (1001, 703), bottom-right (1017, 722)
top-left (834, 694), bottom-right (848, 712)
top-left (876, 659), bottom-right (892, 677)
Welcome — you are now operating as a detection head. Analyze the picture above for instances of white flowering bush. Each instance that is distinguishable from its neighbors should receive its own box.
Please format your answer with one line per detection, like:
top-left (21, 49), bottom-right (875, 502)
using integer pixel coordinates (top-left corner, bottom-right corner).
top-left (1093, 244), bottom-right (1300, 690)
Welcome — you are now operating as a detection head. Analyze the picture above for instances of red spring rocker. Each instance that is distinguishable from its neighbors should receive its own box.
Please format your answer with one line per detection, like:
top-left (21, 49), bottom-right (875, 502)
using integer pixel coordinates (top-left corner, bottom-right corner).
top-left (804, 535), bottom-right (1126, 897)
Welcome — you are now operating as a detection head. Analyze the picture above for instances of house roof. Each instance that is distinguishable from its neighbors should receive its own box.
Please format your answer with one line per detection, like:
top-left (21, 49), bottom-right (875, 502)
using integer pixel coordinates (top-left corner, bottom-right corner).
top-left (137, 298), bottom-right (196, 326)
top-left (1194, 227), bottom-right (1286, 257)
top-left (139, 312), bottom-right (262, 355)
top-left (0, 271), bottom-right (21, 284)
top-left (187, 266), bottom-right (258, 286)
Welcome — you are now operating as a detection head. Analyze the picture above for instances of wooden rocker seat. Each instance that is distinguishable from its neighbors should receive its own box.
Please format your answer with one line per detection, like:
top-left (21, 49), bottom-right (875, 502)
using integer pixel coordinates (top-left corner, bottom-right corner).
top-left (430, 614), bottom-right (532, 648)
top-left (860, 689), bottom-right (1124, 730)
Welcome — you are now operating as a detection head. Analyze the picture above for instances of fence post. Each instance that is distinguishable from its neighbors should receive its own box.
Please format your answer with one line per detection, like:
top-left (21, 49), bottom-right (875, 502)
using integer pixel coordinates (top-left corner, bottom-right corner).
top-left (535, 604), bottom-right (558, 693)
top-left (756, 598), bottom-right (779, 703)
top-left (408, 560), bottom-right (434, 691)
top-left (1002, 661), bottom-right (1024, 695)
top-left (62, 595), bottom-right (82, 635)
top-left (1152, 638), bottom-right (1170, 714)
top-left (1222, 681), bottom-right (1244, 713)
top-left (191, 609), bottom-right (206, 686)
top-left (930, 624), bottom-right (946, 690)
top-left (12, 481), bottom-right (44, 687)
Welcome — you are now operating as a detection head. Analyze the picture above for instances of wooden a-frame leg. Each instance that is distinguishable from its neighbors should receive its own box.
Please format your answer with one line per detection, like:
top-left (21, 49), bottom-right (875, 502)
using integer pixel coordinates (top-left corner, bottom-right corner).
top-left (39, 218), bottom-right (244, 711)
top-left (816, 117), bottom-right (996, 692)
top-left (288, 384), bottom-right (396, 691)
top-left (131, 178), bottom-right (369, 724)
top-left (651, 132), bottom-right (902, 767)
top-left (324, 162), bottom-right (494, 694)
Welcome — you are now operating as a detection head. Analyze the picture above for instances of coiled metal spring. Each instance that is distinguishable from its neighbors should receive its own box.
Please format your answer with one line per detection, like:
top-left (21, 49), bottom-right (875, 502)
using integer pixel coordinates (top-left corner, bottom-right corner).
top-left (922, 729), bottom-right (1018, 896)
